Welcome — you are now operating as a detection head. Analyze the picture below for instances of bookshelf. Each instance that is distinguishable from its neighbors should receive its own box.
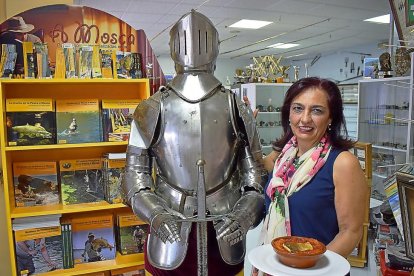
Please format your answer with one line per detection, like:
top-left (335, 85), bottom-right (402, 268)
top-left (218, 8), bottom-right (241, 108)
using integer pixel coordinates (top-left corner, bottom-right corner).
top-left (0, 79), bottom-right (149, 275)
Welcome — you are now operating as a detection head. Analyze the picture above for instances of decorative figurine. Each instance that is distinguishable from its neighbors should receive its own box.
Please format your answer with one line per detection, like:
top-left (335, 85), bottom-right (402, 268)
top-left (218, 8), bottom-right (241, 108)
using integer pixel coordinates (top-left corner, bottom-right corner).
top-left (395, 48), bottom-right (412, 76)
top-left (379, 52), bottom-right (392, 77)
top-left (122, 10), bottom-right (266, 276)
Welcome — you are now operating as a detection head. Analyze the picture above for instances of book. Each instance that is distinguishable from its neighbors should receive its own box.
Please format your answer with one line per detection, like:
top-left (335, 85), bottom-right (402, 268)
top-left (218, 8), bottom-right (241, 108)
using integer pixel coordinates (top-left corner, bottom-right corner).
top-left (71, 213), bottom-right (115, 264)
top-left (62, 43), bottom-right (76, 78)
top-left (60, 217), bottom-right (74, 269)
top-left (13, 216), bottom-right (63, 275)
top-left (54, 47), bottom-right (65, 79)
top-left (34, 43), bottom-right (51, 78)
top-left (22, 42), bottom-right (35, 78)
top-left (1, 44), bottom-right (17, 78)
top-left (117, 52), bottom-right (143, 79)
top-left (6, 98), bottom-right (56, 146)
top-left (100, 49), bottom-right (115, 79)
top-left (116, 212), bottom-right (148, 255)
top-left (78, 45), bottom-right (93, 79)
top-left (13, 161), bottom-right (59, 207)
top-left (59, 158), bottom-right (105, 205)
top-left (101, 99), bottom-right (140, 142)
top-left (102, 154), bottom-right (125, 204)
top-left (56, 99), bottom-right (102, 144)
top-left (92, 45), bottom-right (102, 78)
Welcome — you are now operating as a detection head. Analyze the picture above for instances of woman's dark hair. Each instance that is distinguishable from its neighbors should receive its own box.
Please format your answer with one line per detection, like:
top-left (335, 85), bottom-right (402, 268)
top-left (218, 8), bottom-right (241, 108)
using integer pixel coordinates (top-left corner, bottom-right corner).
top-left (273, 77), bottom-right (355, 151)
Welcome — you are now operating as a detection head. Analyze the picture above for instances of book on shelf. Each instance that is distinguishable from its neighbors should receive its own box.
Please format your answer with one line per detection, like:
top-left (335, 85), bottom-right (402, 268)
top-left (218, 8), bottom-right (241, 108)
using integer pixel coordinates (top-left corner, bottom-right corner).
top-left (71, 213), bottom-right (115, 264)
top-left (100, 49), bottom-right (115, 79)
top-left (78, 45), bottom-right (93, 79)
top-left (13, 215), bottom-right (63, 275)
top-left (1, 44), bottom-right (17, 78)
top-left (62, 43), bottom-right (76, 78)
top-left (13, 161), bottom-right (60, 207)
top-left (102, 153), bottom-right (125, 204)
top-left (101, 99), bottom-right (140, 142)
top-left (92, 45), bottom-right (102, 78)
top-left (117, 52), bottom-right (143, 79)
top-left (22, 42), bottom-right (35, 79)
top-left (115, 212), bottom-right (148, 255)
top-left (59, 158), bottom-right (105, 205)
top-left (6, 98), bottom-right (56, 146)
top-left (54, 47), bottom-right (65, 79)
top-left (60, 217), bottom-right (74, 269)
top-left (56, 99), bottom-right (102, 144)
top-left (34, 42), bottom-right (51, 78)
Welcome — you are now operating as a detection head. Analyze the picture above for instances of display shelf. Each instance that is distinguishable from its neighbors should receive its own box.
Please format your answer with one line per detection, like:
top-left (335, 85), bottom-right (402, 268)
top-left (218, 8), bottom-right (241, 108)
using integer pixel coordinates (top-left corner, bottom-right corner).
top-left (339, 83), bottom-right (358, 140)
top-left (40, 253), bottom-right (144, 276)
top-left (10, 202), bottom-right (129, 218)
top-left (372, 145), bottom-right (407, 153)
top-left (240, 83), bottom-right (290, 155)
top-left (0, 79), bottom-right (150, 276)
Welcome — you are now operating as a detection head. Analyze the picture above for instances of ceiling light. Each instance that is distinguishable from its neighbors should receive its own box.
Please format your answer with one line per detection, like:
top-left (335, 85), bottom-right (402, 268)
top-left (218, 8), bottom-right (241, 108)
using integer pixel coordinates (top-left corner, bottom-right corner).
top-left (229, 19), bottom-right (272, 29)
top-left (364, 14), bottom-right (390, 24)
top-left (267, 43), bottom-right (299, 49)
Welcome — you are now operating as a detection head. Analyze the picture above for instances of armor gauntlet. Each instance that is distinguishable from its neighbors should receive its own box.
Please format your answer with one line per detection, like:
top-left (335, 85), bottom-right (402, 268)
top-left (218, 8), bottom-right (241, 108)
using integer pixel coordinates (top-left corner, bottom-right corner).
top-left (122, 145), bottom-right (181, 244)
top-left (215, 146), bottom-right (266, 245)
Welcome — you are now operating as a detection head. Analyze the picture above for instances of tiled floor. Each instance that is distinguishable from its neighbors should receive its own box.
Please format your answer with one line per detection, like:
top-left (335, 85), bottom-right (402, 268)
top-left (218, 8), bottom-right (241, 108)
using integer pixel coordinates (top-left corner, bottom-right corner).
top-left (244, 223), bottom-right (380, 276)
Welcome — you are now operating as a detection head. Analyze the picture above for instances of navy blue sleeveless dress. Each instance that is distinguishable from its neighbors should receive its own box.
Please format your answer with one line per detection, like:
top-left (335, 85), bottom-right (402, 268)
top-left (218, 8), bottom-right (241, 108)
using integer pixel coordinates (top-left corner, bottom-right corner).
top-left (265, 148), bottom-right (342, 245)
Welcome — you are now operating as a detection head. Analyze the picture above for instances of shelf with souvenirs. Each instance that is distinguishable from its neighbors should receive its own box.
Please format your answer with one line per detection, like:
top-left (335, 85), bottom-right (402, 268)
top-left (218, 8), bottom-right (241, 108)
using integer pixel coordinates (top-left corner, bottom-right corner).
top-left (0, 79), bottom-right (149, 276)
top-left (239, 83), bottom-right (291, 155)
top-left (338, 83), bottom-right (358, 140)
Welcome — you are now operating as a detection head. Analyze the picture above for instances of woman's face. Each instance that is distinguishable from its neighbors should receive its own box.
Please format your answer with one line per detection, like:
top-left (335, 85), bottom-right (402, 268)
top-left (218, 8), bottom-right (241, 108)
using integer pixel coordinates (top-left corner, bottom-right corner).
top-left (289, 87), bottom-right (331, 150)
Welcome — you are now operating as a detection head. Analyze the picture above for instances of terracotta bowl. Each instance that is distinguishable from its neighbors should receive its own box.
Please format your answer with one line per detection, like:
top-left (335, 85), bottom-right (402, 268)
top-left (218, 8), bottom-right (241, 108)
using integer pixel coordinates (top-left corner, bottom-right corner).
top-left (271, 236), bottom-right (327, 268)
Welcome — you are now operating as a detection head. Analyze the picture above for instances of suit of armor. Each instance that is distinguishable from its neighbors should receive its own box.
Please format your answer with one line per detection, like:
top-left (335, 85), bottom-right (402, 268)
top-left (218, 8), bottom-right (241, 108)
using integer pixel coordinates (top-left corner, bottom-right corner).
top-left (122, 10), bottom-right (266, 273)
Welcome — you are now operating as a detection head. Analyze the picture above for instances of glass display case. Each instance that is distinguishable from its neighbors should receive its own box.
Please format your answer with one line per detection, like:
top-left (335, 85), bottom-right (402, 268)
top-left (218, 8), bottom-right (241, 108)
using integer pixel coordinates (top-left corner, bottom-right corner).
top-left (357, 76), bottom-right (414, 200)
top-left (338, 83), bottom-right (358, 140)
top-left (240, 83), bottom-right (291, 155)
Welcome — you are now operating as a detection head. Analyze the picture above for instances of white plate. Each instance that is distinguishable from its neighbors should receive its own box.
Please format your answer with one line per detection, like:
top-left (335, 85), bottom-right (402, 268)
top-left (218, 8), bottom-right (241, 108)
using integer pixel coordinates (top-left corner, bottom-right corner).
top-left (248, 244), bottom-right (350, 276)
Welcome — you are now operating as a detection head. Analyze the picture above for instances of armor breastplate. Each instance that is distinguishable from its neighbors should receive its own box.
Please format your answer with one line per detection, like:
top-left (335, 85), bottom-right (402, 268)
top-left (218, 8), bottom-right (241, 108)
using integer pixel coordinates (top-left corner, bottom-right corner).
top-left (153, 88), bottom-right (238, 198)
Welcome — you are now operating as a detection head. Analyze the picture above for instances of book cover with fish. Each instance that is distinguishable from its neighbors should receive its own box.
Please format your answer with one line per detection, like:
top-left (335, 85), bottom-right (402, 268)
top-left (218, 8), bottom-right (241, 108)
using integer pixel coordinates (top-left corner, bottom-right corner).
top-left (59, 158), bottom-right (105, 205)
top-left (101, 99), bottom-right (140, 142)
top-left (6, 98), bottom-right (56, 146)
top-left (13, 161), bottom-right (60, 208)
top-left (70, 213), bottom-right (115, 264)
top-left (56, 99), bottom-right (102, 144)
top-left (14, 225), bottom-right (63, 275)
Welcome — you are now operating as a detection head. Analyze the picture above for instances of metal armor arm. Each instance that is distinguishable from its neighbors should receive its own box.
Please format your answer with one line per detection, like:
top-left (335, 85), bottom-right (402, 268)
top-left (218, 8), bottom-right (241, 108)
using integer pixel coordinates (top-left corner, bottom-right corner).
top-left (122, 145), bottom-right (181, 244)
top-left (215, 145), bottom-right (266, 245)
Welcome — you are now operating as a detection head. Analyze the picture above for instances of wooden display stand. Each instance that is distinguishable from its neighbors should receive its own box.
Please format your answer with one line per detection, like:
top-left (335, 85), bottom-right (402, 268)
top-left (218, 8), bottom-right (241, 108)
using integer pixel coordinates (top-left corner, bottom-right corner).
top-left (347, 141), bottom-right (372, 268)
top-left (0, 79), bottom-right (149, 275)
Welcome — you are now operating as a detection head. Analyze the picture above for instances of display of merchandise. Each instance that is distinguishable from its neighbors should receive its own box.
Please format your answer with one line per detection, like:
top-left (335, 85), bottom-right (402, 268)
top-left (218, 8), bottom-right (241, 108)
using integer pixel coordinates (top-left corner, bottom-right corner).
top-left (102, 153), bottom-right (126, 204)
top-left (358, 76), bottom-right (414, 201)
top-left (12, 215), bottom-right (63, 275)
top-left (6, 98), bottom-right (56, 146)
top-left (236, 83), bottom-right (290, 154)
top-left (54, 47), bottom-right (66, 79)
top-left (56, 99), bottom-right (102, 144)
top-left (117, 52), bottom-right (143, 79)
top-left (101, 99), bottom-right (140, 142)
top-left (60, 218), bottom-right (74, 269)
top-left (71, 213), bottom-right (115, 264)
top-left (0, 44), bottom-right (17, 78)
top-left (100, 49), bottom-right (115, 79)
top-left (115, 212), bottom-right (148, 255)
top-left (59, 158), bottom-right (105, 205)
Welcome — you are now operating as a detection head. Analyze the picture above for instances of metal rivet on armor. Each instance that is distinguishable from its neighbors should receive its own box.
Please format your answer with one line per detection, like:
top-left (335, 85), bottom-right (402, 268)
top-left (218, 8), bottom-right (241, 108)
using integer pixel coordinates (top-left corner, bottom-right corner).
top-left (228, 121), bottom-right (231, 124)
top-left (213, 120), bottom-right (217, 123)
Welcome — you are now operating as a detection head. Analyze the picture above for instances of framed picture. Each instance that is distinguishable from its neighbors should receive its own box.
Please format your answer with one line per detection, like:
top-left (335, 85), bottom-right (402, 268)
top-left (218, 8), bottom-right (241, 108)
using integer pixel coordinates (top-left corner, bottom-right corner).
top-left (363, 58), bottom-right (379, 79)
top-left (389, 0), bottom-right (414, 45)
top-left (396, 170), bottom-right (414, 260)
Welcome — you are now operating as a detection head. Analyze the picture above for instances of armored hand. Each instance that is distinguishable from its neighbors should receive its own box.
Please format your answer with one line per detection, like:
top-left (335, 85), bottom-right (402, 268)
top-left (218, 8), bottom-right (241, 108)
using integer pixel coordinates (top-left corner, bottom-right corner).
top-left (150, 211), bottom-right (182, 244)
top-left (215, 191), bottom-right (264, 245)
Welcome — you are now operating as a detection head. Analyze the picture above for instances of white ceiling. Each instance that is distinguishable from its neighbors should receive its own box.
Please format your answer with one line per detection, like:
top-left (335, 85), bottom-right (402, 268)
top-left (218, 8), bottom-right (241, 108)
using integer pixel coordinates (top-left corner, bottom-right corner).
top-left (74, 0), bottom-right (391, 60)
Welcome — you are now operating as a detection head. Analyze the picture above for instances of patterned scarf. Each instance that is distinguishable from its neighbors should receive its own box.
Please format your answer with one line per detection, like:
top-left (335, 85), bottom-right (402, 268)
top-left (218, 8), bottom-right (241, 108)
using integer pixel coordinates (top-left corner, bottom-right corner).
top-left (261, 134), bottom-right (331, 244)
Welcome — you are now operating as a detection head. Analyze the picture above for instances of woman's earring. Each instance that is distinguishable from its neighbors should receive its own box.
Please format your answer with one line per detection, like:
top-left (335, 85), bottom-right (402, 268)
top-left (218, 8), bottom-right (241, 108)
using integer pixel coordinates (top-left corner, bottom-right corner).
top-left (328, 123), bottom-right (332, 131)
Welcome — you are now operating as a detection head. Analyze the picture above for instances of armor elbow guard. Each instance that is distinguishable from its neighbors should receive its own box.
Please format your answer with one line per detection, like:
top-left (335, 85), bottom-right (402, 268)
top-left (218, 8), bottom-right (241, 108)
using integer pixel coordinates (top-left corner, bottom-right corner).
top-left (121, 146), bottom-right (154, 205)
top-left (239, 146), bottom-right (267, 194)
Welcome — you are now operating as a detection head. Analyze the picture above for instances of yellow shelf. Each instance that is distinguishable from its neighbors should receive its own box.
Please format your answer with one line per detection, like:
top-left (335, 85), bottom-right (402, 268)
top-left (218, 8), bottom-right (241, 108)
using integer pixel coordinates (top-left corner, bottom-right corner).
top-left (0, 78), bottom-right (149, 84)
top-left (5, 141), bottom-right (128, 151)
top-left (11, 202), bottom-right (129, 218)
top-left (40, 253), bottom-right (145, 276)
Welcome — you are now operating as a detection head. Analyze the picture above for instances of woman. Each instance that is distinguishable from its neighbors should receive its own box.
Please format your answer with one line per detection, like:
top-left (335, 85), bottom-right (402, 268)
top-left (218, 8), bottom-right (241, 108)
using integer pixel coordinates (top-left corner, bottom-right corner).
top-left (256, 77), bottom-right (367, 259)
